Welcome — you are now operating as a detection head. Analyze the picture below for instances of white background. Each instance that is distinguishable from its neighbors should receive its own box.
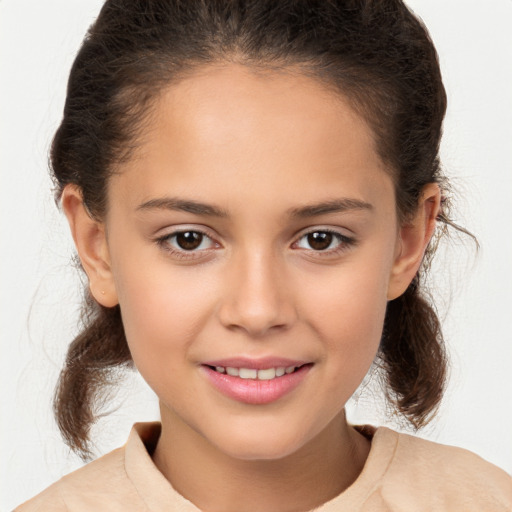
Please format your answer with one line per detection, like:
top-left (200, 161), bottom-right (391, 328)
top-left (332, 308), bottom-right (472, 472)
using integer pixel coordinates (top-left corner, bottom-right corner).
top-left (1, 0), bottom-right (511, 509)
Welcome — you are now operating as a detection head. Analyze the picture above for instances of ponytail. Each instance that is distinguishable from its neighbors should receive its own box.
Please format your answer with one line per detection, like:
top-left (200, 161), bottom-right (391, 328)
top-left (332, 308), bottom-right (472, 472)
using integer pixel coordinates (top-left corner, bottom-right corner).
top-left (379, 275), bottom-right (447, 428)
top-left (53, 291), bottom-right (131, 460)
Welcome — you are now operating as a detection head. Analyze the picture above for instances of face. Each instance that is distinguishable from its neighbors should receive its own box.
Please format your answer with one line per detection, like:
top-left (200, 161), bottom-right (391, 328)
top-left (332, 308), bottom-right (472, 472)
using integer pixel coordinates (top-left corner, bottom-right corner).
top-left (95, 64), bottom-right (407, 460)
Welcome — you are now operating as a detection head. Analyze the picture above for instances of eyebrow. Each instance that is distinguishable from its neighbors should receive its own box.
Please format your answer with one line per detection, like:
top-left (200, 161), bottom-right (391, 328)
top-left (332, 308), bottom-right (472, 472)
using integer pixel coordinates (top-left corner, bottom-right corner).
top-left (136, 197), bottom-right (229, 217)
top-left (287, 198), bottom-right (373, 218)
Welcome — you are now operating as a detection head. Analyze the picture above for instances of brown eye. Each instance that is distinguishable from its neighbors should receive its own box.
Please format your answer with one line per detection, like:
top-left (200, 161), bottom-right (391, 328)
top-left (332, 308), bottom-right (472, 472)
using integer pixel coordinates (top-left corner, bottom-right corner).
top-left (306, 232), bottom-right (333, 251)
top-left (175, 231), bottom-right (204, 250)
top-left (157, 229), bottom-right (217, 258)
top-left (294, 230), bottom-right (353, 254)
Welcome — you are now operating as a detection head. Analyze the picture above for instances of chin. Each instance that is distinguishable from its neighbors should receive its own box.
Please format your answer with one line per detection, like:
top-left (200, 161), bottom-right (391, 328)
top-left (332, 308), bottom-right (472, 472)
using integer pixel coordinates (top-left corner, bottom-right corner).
top-left (207, 422), bottom-right (315, 462)
top-left (220, 440), bottom-right (303, 462)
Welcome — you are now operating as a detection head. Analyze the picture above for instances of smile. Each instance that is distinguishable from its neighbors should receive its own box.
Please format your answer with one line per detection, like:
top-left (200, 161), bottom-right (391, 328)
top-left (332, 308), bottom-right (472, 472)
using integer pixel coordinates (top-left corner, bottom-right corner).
top-left (209, 365), bottom-right (300, 380)
top-left (201, 361), bottom-right (313, 405)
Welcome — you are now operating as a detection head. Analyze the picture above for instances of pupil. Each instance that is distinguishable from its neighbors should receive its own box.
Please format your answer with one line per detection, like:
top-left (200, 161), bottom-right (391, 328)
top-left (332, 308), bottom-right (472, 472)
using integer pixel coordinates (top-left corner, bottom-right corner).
top-left (176, 231), bottom-right (202, 250)
top-left (308, 232), bottom-right (332, 251)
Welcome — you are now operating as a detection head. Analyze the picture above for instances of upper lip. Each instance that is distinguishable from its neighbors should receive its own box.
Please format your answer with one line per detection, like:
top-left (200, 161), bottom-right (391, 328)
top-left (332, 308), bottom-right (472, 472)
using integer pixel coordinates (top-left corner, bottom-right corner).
top-left (201, 357), bottom-right (310, 370)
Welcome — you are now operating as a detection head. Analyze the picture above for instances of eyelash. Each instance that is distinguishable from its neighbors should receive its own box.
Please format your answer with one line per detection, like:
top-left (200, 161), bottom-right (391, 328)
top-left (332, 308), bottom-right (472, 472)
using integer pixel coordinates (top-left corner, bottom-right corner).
top-left (155, 229), bottom-right (218, 261)
top-left (155, 228), bottom-right (355, 260)
top-left (292, 229), bottom-right (355, 257)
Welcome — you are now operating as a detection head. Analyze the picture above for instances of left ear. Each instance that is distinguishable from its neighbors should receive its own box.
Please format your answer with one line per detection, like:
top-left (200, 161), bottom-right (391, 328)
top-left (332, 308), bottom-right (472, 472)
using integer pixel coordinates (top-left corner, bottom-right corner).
top-left (387, 183), bottom-right (441, 301)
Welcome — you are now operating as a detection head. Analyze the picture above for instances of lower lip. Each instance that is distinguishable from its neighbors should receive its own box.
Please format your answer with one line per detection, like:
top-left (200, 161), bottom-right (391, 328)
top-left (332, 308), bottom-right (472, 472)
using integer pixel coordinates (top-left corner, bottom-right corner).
top-left (201, 365), bottom-right (312, 405)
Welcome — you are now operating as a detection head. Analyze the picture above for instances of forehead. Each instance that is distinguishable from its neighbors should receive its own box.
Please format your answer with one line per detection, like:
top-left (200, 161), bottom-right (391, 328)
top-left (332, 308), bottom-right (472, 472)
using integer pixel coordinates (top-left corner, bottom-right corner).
top-left (110, 63), bottom-right (394, 218)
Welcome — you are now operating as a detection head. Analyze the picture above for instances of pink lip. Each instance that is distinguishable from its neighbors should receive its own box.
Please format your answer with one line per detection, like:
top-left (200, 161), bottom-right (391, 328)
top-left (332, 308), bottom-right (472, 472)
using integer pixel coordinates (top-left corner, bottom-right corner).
top-left (200, 360), bottom-right (313, 405)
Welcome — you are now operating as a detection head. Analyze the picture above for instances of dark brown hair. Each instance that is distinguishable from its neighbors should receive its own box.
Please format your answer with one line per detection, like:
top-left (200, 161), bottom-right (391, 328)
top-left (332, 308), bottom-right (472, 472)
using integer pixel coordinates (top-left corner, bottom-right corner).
top-left (53, 0), bottom-right (453, 459)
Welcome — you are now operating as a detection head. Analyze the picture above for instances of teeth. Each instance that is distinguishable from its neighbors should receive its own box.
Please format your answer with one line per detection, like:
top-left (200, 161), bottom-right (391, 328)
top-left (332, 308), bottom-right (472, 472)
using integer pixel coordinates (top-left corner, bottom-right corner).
top-left (214, 365), bottom-right (299, 380)
top-left (258, 368), bottom-right (276, 380)
top-left (239, 368), bottom-right (258, 379)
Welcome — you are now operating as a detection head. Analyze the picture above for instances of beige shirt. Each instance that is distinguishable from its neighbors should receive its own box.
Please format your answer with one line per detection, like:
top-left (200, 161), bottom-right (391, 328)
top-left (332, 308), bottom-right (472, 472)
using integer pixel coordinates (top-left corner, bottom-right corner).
top-left (15, 422), bottom-right (512, 511)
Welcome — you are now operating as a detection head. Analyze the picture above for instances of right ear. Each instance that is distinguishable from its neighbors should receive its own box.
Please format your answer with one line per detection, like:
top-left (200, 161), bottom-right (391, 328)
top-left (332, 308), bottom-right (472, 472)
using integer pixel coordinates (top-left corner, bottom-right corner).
top-left (61, 184), bottom-right (118, 307)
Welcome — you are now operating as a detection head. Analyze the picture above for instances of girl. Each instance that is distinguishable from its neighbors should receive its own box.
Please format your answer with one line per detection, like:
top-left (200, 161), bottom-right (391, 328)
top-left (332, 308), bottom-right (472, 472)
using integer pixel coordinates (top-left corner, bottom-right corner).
top-left (10, 0), bottom-right (512, 510)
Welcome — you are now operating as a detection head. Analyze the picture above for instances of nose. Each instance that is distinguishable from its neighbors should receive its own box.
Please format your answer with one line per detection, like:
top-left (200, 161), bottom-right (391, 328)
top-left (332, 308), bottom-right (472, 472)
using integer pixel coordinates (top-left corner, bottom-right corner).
top-left (217, 248), bottom-right (297, 338)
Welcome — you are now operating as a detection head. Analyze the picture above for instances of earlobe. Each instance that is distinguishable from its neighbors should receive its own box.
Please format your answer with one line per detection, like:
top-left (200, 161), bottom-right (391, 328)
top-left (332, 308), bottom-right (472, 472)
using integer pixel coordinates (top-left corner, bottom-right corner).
top-left (387, 183), bottom-right (441, 301)
top-left (61, 185), bottom-right (118, 307)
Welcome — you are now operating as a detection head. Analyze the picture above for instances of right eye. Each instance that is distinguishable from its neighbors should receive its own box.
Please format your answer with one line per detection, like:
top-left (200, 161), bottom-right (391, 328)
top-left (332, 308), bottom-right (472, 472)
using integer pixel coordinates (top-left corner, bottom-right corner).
top-left (156, 229), bottom-right (218, 259)
top-left (170, 231), bottom-right (212, 250)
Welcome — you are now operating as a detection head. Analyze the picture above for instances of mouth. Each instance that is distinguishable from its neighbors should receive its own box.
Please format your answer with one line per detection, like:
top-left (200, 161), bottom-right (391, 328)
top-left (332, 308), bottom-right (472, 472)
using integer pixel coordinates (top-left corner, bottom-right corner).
top-left (205, 364), bottom-right (306, 381)
top-left (200, 360), bottom-right (313, 405)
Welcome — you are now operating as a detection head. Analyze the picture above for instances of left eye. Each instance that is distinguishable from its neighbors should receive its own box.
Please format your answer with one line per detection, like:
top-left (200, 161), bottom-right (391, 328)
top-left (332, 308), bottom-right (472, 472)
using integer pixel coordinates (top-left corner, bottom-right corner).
top-left (164, 231), bottom-right (215, 251)
top-left (295, 231), bottom-right (346, 251)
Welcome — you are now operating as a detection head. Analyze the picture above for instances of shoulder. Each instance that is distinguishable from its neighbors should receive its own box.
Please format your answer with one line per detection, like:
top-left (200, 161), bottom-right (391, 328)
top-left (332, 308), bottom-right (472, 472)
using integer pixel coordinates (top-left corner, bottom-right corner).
top-left (14, 444), bottom-right (147, 512)
top-left (379, 428), bottom-right (512, 511)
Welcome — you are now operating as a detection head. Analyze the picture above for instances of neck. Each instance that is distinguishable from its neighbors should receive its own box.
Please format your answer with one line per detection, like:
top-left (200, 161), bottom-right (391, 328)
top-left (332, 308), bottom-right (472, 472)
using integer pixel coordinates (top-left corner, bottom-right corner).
top-left (152, 405), bottom-right (371, 512)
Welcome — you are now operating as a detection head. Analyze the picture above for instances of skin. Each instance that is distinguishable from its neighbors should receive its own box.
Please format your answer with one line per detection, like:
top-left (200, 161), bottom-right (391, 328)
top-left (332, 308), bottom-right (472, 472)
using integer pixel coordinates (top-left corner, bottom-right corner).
top-left (63, 63), bottom-right (440, 512)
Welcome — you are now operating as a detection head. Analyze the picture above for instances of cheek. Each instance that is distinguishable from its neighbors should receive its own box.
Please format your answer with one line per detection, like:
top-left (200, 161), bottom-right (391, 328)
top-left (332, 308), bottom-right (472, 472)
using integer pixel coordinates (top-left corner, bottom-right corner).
top-left (302, 258), bottom-right (390, 337)
top-left (111, 255), bottom-right (215, 369)
top-left (297, 253), bottom-right (392, 380)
